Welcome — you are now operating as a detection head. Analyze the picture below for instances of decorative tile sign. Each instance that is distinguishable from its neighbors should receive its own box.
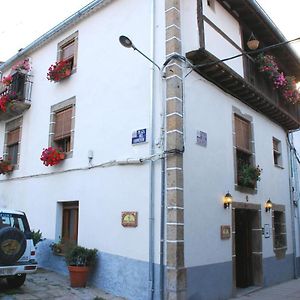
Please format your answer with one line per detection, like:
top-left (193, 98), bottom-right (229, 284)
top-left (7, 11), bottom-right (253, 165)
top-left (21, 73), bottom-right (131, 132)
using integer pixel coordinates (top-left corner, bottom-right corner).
top-left (132, 129), bottom-right (147, 145)
top-left (196, 130), bottom-right (207, 147)
top-left (263, 224), bottom-right (270, 238)
top-left (220, 225), bottom-right (231, 240)
top-left (122, 211), bottom-right (138, 227)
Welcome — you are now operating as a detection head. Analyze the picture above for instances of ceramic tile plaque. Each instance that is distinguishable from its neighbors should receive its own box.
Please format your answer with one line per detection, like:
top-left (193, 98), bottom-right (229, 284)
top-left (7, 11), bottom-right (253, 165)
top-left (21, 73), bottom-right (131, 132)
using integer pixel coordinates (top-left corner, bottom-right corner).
top-left (220, 225), bottom-right (231, 239)
top-left (122, 211), bottom-right (138, 227)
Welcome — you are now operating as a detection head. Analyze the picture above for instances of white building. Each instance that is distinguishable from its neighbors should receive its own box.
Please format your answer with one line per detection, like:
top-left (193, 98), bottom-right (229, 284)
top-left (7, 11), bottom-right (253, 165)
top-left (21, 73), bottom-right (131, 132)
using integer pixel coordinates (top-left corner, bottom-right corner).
top-left (0, 0), bottom-right (300, 299)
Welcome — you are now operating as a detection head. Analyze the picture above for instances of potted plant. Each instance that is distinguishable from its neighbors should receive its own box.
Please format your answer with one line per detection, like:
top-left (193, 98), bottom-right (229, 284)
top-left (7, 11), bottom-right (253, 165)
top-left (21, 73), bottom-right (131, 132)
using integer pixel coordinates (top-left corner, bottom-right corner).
top-left (0, 158), bottom-right (13, 174)
top-left (238, 164), bottom-right (262, 188)
top-left (47, 60), bottom-right (72, 82)
top-left (50, 237), bottom-right (74, 256)
top-left (40, 147), bottom-right (65, 166)
top-left (12, 58), bottom-right (31, 73)
top-left (65, 245), bottom-right (97, 288)
top-left (31, 229), bottom-right (43, 247)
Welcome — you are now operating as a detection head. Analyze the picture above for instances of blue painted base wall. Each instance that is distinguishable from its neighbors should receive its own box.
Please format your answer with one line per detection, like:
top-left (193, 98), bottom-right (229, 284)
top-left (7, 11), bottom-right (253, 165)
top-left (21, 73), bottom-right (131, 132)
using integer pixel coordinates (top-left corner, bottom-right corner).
top-left (187, 254), bottom-right (295, 300)
top-left (37, 241), bottom-right (295, 300)
top-left (263, 254), bottom-right (294, 286)
top-left (187, 261), bottom-right (233, 300)
top-left (36, 240), bottom-right (161, 300)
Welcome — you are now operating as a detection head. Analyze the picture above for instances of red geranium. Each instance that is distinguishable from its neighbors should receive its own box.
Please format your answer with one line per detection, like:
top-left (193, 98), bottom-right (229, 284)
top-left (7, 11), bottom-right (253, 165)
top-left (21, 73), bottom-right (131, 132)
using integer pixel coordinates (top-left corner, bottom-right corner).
top-left (47, 60), bottom-right (72, 82)
top-left (40, 147), bottom-right (65, 166)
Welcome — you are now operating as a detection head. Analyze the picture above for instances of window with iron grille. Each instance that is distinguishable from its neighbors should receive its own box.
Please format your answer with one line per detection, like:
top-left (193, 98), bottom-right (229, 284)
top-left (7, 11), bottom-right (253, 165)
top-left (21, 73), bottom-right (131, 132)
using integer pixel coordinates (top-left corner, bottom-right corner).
top-left (272, 205), bottom-right (287, 259)
top-left (4, 118), bottom-right (22, 166)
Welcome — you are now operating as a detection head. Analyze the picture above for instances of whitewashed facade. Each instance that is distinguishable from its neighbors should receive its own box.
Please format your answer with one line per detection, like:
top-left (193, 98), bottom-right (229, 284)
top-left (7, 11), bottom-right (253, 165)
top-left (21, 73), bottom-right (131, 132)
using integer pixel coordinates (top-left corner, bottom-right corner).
top-left (0, 0), bottom-right (300, 299)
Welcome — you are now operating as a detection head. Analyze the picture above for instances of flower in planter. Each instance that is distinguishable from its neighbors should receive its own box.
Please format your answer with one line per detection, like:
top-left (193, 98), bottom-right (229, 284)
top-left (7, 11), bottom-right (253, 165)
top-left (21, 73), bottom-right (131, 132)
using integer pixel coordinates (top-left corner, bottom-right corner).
top-left (1, 75), bottom-right (13, 86)
top-left (0, 92), bottom-right (19, 112)
top-left (282, 76), bottom-right (300, 104)
top-left (238, 164), bottom-right (262, 188)
top-left (256, 54), bottom-right (279, 78)
top-left (12, 58), bottom-right (31, 72)
top-left (0, 158), bottom-right (13, 175)
top-left (47, 60), bottom-right (72, 82)
top-left (40, 147), bottom-right (65, 166)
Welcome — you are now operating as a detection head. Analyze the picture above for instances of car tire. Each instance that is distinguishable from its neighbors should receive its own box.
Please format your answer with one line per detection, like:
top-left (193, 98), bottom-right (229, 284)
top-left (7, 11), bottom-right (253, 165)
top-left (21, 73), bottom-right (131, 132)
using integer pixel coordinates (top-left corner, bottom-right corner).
top-left (6, 273), bottom-right (26, 288)
top-left (0, 227), bottom-right (26, 264)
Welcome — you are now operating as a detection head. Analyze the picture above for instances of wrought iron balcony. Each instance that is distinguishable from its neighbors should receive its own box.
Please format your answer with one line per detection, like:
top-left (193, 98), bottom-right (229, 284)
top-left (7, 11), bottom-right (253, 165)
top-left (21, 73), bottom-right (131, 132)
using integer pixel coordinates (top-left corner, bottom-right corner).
top-left (0, 71), bottom-right (33, 121)
top-left (186, 49), bottom-right (300, 130)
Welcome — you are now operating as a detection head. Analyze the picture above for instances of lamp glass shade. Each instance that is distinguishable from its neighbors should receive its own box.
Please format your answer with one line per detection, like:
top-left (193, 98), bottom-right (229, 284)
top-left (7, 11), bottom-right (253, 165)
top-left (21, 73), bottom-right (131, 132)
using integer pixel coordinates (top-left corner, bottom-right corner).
top-left (224, 192), bottom-right (233, 208)
top-left (265, 199), bottom-right (272, 211)
top-left (119, 35), bottom-right (133, 48)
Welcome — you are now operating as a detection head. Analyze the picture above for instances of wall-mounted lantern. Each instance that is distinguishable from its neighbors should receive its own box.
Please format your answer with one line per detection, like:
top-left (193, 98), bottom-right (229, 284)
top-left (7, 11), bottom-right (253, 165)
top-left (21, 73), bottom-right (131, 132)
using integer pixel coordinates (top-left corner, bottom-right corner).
top-left (265, 199), bottom-right (273, 212)
top-left (224, 192), bottom-right (233, 209)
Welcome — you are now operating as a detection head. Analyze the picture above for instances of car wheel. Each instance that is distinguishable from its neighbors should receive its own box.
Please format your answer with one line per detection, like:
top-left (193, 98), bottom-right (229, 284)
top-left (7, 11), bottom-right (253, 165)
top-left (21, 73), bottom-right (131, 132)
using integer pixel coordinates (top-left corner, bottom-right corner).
top-left (6, 274), bottom-right (26, 288)
top-left (0, 227), bottom-right (26, 264)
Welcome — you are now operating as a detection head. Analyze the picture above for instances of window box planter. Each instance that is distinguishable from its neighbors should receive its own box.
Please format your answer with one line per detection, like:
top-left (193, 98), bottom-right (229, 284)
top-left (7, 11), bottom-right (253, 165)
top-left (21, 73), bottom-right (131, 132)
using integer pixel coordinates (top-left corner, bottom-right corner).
top-left (238, 164), bottom-right (262, 189)
top-left (40, 147), bottom-right (65, 166)
top-left (0, 159), bottom-right (13, 175)
top-left (47, 60), bottom-right (72, 82)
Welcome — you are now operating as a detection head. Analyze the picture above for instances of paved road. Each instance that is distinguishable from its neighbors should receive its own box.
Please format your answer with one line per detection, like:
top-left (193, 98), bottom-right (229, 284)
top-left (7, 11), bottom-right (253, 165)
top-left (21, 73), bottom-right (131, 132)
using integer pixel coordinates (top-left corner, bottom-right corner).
top-left (231, 278), bottom-right (300, 300)
top-left (0, 268), bottom-right (125, 300)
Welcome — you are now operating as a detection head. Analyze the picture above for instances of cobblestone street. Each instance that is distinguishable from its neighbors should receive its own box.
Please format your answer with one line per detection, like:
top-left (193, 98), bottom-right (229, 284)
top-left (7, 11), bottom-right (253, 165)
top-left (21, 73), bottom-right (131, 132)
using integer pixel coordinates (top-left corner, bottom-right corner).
top-left (0, 268), bottom-right (125, 300)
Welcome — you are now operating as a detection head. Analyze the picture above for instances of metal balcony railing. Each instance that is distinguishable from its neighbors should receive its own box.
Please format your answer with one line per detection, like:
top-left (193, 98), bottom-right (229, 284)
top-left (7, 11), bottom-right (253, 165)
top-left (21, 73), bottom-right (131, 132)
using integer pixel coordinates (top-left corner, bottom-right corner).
top-left (0, 71), bottom-right (33, 121)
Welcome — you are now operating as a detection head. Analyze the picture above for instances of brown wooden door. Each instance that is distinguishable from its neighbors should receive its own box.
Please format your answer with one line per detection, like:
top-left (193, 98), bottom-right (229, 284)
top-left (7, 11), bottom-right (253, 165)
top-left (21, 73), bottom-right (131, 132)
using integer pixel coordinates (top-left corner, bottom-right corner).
top-left (235, 209), bottom-right (254, 288)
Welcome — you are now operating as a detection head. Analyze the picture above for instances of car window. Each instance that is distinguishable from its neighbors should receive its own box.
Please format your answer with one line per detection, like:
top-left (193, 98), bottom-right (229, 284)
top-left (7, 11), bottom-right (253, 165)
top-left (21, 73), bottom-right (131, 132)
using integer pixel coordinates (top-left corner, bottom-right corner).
top-left (0, 213), bottom-right (27, 232)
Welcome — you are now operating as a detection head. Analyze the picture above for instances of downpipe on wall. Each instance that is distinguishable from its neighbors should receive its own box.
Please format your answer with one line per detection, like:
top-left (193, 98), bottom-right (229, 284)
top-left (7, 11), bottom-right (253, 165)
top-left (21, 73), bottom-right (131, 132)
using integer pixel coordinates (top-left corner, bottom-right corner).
top-left (287, 132), bottom-right (298, 279)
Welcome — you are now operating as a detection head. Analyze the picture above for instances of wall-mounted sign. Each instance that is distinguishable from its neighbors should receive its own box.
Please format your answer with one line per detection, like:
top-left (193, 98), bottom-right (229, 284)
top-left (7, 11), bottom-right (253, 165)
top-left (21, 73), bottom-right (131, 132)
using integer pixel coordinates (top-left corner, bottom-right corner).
top-left (220, 225), bottom-right (231, 240)
top-left (132, 129), bottom-right (147, 145)
top-left (263, 224), bottom-right (270, 238)
top-left (122, 211), bottom-right (138, 227)
top-left (196, 130), bottom-right (207, 147)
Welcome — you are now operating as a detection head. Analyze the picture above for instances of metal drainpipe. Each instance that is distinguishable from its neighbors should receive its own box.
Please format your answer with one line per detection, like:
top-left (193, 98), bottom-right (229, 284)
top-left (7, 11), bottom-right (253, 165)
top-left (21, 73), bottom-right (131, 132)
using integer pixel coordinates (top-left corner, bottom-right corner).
top-left (148, 0), bottom-right (157, 299)
top-left (287, 132), bottom-right (298, 279)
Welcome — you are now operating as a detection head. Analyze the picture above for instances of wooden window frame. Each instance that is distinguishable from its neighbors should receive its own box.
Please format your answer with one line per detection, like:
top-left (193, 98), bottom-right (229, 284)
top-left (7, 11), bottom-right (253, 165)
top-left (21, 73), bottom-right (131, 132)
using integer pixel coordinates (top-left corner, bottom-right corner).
top-left (4, 117), bottom-right (22, 168)
top-left (49, 97), bottom-right (75, 158)
top-left (232, 107), bottom-right (256, 194)
top-left (61, 201), bottom-right (79, 244)
top-left (273, 137), bottom-right (283, 168)
top-left (57, 31), bottom-right (78, 75)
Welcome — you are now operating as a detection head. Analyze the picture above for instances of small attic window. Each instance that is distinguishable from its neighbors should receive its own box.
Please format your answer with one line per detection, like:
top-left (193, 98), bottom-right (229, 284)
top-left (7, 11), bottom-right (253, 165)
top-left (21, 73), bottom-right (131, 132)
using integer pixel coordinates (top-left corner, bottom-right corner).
top-left (207, 0), bottom-right (215, 10)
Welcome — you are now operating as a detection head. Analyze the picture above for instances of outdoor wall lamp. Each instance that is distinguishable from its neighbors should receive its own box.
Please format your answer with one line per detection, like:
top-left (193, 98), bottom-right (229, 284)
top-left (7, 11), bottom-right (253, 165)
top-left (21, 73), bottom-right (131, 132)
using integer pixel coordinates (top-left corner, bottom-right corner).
top-left (265, 199), bottom-right (273, 212)
top-left (223, 192), bottom-right (233, 209)
top-left (119, 35), bottom-right (161, 70)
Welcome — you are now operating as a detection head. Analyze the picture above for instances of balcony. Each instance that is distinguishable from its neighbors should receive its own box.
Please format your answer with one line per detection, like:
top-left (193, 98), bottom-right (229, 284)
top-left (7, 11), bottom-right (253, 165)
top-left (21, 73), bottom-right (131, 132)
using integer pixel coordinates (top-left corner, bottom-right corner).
top-left (0, 71), bottom-right (33, 121)
top-left (186, 49), bottom-right (300, 130)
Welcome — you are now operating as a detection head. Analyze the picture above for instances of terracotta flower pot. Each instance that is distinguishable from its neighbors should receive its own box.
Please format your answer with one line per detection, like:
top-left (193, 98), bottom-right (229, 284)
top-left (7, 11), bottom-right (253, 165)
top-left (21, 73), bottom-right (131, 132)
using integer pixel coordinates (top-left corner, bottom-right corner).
top-left (68, 266), bottom-right (90, 288)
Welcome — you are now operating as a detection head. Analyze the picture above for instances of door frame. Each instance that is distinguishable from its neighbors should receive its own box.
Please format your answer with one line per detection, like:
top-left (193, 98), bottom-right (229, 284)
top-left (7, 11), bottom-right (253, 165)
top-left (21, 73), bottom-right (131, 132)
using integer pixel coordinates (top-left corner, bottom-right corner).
top-left (232, 202), bottom-right (263, 294)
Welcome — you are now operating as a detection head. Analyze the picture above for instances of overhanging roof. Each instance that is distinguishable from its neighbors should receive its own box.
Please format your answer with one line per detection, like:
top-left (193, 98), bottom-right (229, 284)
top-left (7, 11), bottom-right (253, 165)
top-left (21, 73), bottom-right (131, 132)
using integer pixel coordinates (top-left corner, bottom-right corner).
top-left (216, 0), bottom-right (300, 80)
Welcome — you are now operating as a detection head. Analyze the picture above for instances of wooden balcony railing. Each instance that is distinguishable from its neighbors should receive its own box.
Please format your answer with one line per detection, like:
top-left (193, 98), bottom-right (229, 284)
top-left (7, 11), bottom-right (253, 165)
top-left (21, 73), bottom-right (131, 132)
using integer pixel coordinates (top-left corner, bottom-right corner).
top-left (186, 49), bottom-right (300, 130)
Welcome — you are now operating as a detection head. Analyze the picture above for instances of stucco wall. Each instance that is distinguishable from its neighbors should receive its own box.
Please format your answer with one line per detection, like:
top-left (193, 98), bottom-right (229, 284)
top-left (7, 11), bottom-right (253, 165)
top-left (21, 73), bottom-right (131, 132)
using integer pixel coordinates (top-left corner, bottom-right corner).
top-left (184, 71), bottom-right (293, 268)
top-left (0, 0), bottom-right (165, 266)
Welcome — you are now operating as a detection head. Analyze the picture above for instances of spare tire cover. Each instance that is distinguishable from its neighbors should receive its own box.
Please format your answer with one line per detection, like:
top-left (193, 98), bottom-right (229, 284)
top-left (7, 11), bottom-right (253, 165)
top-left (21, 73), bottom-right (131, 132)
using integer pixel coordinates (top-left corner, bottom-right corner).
top-left (0, 227), bottom-right (26, 264)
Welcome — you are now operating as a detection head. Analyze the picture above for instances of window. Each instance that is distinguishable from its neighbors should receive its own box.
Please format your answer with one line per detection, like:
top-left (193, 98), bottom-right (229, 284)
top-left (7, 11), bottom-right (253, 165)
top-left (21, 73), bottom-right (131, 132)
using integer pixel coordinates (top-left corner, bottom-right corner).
top-left (272, 205), bottom-right (287, 259)
top-left (234, 114), bottom-right (255, 188)
top-left (53, 107), bottom-right (72, 153)
top-left (4, 118), bottom-right (22, 166)
top-left (62, 202), bottom-right (78, 244)
top-left (273, 138), bottom-right (282, 167)
top-left (49, 98), bottom-right (75, 156)
top-left (57, 31), bottom-right (78, 73)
